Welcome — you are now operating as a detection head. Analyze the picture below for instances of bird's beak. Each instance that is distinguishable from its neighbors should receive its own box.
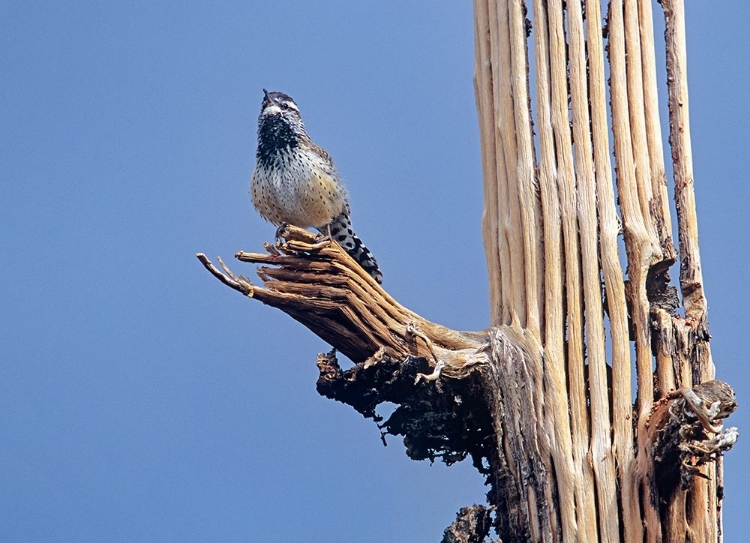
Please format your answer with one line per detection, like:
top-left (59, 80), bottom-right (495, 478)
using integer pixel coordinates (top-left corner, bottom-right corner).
top-left (263, 88), bottom-right (276, 106)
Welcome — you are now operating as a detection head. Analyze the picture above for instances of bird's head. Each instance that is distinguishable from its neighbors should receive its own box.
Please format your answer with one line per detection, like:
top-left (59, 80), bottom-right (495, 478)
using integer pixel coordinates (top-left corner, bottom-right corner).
top-left (260, 89), bottom-right (301, 118)
top-left (256, 89), bottom-right (308, 153)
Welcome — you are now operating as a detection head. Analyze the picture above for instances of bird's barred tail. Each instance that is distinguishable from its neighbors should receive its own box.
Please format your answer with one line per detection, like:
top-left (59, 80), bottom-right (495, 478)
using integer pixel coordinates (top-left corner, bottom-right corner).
top-left (325, 212), bottom-right (383, 284)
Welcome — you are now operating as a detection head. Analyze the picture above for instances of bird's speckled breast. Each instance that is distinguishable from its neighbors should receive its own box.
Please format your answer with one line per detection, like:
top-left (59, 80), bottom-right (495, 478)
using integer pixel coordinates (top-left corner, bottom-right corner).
top-left (251, 147), bottom-right (348, 229)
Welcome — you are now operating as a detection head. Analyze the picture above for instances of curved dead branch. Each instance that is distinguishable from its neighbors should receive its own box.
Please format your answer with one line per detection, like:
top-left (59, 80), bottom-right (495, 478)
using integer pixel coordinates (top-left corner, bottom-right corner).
top-left (197, 225), bottom-right (486, 366)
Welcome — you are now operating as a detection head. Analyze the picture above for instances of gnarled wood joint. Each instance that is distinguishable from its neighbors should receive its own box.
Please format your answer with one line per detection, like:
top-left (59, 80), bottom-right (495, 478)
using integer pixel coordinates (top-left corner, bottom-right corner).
top-left (638, 379), bottom-right (738, 538)
top-left (441, 505), bottom-right (494, 543)
top-left (644, 381), bottom-right (738, 491)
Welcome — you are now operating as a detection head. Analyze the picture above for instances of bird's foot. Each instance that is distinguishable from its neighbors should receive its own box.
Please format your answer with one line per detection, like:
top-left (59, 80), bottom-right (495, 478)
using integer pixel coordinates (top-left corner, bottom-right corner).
top-left (274, 222), bottom-right (289, 246)
top-left (315, 224), bottom-right (333, 242)
top-left (313, 224), bottom-right (334, 247)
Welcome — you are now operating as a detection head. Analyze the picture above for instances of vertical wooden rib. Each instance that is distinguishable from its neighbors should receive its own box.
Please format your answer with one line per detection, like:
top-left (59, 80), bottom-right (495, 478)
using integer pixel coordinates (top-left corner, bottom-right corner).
top-left (488, 0), bottom-right (514, 327)
top-left (548, 4), bottom-right (593, 541)
top-left (530, 2), bottom-right (573, 540)
top-left (474, 0), bottom-right (503, 327)
top-left (662, 0), bottom-right (711, 326)
top-left (495, 0), bottom-right (526, 328)
top-left (608, 0), bottom-right (661, 540)
top-left (567, 0), bottom-right (622, 540)
top-left (507, 5), bottom-right (558, 527)
top-left (638, 0), bottom-right (677, 401)
top-left (585, 1), bottom-right (642, 540)
top-left (662, 1), bottom-right (716, 540)
top-left (608, 0), bottom-right (654, 416)
top-left (508, 0), bottom-right (540, 338)
top-left (530, 1), bottom-right (580, 540)
top-left (624, 0), bottom-right (663, 264)
top-left (638, 0), bottom-right (677, 264)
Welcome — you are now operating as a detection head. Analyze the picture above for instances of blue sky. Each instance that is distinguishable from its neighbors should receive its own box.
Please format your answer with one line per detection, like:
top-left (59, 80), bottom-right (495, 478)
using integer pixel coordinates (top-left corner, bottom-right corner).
top-left (1, 2), bottom-right (748, 541)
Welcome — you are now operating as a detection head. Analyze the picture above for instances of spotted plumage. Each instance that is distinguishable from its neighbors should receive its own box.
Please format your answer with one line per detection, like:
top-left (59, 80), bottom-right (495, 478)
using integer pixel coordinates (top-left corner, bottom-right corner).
top-left (251, 90), bottom-right (383, 283)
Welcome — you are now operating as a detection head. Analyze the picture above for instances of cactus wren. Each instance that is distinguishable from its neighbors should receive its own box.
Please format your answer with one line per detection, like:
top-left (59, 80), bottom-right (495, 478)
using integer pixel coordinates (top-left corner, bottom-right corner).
top-left (250, 89), bottom-right (383, 284)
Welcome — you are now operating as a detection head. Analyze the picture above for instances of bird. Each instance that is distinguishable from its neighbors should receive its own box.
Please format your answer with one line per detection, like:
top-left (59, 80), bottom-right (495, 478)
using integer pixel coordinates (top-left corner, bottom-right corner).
top-left (250, 89), bottom-right (383, 284)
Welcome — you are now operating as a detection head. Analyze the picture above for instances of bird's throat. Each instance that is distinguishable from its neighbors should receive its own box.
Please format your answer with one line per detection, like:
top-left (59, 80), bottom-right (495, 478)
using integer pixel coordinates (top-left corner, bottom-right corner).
top-left (257, 116), bottom-right (300, 165)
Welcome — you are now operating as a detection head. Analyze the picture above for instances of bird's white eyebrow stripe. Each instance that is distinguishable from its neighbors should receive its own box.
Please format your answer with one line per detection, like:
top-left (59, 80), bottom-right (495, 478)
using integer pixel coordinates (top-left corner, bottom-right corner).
top-left (283, 101), bottom-right (299, 112)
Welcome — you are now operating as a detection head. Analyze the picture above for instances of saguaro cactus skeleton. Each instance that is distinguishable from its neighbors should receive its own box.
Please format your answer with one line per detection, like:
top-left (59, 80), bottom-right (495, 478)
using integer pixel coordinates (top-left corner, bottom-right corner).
top-left (199, 1), bottom-right (738, 540)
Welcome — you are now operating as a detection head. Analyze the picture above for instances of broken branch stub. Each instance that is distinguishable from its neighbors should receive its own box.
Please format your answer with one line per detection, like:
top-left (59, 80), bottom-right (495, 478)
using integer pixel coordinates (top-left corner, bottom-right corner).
top-left (644, 380), bottom-right (738, 493)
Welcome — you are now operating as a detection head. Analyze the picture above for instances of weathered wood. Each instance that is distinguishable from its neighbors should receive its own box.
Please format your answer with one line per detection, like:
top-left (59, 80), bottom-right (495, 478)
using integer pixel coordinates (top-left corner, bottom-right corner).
top-left (199, 1), bottom-right (739, 540)
top-left (441, 505), bottom-right (493, 543)
top-left (199, 226), bottom-right (485, 366)
top-left (528, 0), bottom-right (582, 538)
top-left (568, 1), bottom-right (621, 540)
top-left (641, 380), bottom-right (737, 542)
top-left (195, 229), bottom-right (560, 541)
top-left (472, 0), bottom-right (735, 540)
